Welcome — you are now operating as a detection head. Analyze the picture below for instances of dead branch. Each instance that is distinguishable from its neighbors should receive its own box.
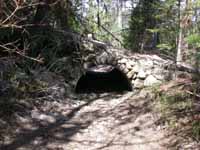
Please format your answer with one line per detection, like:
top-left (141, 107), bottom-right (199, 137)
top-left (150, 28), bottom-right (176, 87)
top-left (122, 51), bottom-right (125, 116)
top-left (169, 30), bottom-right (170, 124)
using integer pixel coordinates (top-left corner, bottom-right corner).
top-left (176, 62), bottom-right (200, 73)
top-left (15, 50), bottom-right (44, 64)
top-left (1, 4), bottom-right (19, 24)
top-left (0, 44), bottom-right (44, 64)
top-left (99, 24), bottom-right (123, 46)
top-left (185, 90), bottom-right (200, 98)
top-left (0, 1), bottom-right (56, 25)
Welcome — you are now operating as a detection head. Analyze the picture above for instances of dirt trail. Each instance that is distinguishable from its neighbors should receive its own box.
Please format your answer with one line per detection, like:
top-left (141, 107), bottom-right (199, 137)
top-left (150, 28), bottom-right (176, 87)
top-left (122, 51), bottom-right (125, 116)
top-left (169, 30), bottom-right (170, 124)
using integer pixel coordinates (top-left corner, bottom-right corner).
top-left (0, 91), bottom-right (169, 150)
top-left (64, 92), bottom-right (167, 150)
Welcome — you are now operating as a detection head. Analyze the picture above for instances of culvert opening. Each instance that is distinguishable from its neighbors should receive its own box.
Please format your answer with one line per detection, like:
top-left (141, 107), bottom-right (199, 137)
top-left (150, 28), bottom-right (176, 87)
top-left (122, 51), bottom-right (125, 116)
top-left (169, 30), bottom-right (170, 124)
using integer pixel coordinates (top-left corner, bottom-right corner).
top-left (75, 65), bottom-right (132, 93)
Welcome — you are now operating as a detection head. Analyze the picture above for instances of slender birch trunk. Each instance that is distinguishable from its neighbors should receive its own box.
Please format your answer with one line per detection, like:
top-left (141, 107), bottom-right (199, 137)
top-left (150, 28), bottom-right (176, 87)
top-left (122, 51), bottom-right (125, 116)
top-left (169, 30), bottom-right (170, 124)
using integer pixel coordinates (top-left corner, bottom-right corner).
top-left (176, 28), bottom-right (183, 65)
top-left (176, 0), bottom-right (182, 65)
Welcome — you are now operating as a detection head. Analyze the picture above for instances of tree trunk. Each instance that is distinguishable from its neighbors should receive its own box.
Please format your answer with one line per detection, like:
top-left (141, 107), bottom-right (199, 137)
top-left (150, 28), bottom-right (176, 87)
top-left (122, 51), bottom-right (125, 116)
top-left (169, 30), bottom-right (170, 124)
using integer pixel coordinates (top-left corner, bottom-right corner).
top-left (176, 27), bottom-right (183, 64)
top-left (117, 0), bottom-right (122, 29)
top-left (176, 0), bottom-right (182, 65)
top-left (176, 0), bottom-right (193, 65)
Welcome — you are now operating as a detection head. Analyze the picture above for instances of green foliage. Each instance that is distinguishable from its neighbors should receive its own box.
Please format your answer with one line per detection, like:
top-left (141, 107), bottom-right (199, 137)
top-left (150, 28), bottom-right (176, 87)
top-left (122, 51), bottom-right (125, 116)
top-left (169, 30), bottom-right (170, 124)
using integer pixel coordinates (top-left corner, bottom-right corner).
top-left (123, 0), bottom-right (179, 54)
top-left (192, 120), bottom-right (200, 140)
top-left (186, 33), bottom-right (200, 66)
top-left (154, 0), bottom-right (178, 54)
top-left (157, 43), bottom-right (173, 51)
top-left (157, 93), bottom-right (193, 114)
top-left (156, 43), bottom-right (175, 57)
top-left (84, 0), bottom-right (120, 44)
top-left (186, 34), bottom-right (200, 48)
top-left (123, 0), bottom-right (161, 51)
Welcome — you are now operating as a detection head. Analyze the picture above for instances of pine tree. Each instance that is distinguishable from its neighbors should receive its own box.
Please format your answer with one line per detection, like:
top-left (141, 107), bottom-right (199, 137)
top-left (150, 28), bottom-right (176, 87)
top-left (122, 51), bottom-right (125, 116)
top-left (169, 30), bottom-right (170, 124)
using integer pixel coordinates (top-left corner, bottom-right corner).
top-left (124, 0), bottom-right (159, 51)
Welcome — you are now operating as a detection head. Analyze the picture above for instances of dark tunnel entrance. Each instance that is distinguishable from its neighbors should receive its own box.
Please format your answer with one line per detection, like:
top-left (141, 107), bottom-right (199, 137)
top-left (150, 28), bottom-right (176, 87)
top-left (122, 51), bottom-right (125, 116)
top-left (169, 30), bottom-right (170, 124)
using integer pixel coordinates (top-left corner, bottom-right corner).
top-left (75, 65), bottom-right (132, 93)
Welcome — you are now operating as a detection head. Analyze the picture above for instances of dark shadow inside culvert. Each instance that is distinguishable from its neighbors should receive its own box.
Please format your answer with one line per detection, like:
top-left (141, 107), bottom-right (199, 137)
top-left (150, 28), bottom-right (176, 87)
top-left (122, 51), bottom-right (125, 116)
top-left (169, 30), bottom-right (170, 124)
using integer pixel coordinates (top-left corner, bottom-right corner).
top-left (75, 65), bottom-right (132, 93)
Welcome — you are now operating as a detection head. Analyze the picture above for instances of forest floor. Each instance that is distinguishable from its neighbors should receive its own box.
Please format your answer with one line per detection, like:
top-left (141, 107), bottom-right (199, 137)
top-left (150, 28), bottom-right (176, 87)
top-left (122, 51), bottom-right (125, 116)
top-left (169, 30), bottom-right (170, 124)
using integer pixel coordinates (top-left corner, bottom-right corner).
top-left (1, 87), bottom-right (197, 150)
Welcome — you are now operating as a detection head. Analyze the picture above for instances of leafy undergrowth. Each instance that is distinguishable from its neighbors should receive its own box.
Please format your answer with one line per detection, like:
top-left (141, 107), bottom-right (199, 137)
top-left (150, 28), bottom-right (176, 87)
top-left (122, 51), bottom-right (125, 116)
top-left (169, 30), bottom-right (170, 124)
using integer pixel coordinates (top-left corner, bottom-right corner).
top-left (152, 76), bottom-right (200, 148)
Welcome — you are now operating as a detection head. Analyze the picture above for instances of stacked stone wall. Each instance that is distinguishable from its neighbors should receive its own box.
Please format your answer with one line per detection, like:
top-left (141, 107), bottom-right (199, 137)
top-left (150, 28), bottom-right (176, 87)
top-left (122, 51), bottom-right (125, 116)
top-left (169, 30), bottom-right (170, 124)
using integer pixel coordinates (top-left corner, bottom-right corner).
top-left (83, 48), bottom-right (174, 89)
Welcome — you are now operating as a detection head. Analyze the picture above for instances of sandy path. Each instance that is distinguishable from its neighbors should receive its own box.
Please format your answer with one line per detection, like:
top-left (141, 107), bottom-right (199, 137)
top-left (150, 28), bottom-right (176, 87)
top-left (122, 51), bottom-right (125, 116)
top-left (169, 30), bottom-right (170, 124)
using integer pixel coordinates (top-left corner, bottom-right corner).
top-left (1, 91), bottom-right (168, 150)
top-left (63, 92), bottom-right (167, 150)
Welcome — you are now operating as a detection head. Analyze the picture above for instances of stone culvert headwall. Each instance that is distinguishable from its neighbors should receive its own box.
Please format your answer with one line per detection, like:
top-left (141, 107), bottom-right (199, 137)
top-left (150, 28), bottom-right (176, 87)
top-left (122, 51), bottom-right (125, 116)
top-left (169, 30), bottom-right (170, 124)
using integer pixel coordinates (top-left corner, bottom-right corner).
top-left (82, 47), bottom-right (174, 89)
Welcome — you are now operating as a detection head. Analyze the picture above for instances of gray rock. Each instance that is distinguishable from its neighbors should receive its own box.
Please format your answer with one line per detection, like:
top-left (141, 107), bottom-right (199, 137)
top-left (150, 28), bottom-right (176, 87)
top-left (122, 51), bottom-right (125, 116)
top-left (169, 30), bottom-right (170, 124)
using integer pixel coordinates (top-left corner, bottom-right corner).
top-left (119, 64), bottom-right (126, 71)
top-left (131, 79), bottom-right (135, 85)
top-left (112, 59), bottom-right (118, 65)
top-left (106, 55), bottom-right (116, 64)
top-left (133, 79), bottom-right (144, 88)
top-left (127, 70), bottom-right (135, 79)
top-left (132, 73), bottom-right (137, 80)
top-left (128, 61), bottom-right (135, 66)
top-left (152, 68), bottom-right (166, 80)
top-left (152, 68), bottom-right (164, 74)
top-left (126, 61), bottom-right (134, 70)
top-left (96, 52), bottom-right (108, 64)
top-left (119, 58), bottom-right (127, 64)
top-left (83, 41), bottom-right (94, 51)
top-left (144, 75), bottom-right (161, 86)
top-left (153, 60), bottom-right (164, 67)
top-left (132, 64), bottom-right (140, 73)
top-left (145, 69), bottom-right (152, 75)
top-left (123, 68), bottom-right (129, 73)
top-left (139, 59), bottom-right (154, 70)
top-left (154, 74), bottom-right (165, 80)
top-left (137, 69), bottom-right (146, 79)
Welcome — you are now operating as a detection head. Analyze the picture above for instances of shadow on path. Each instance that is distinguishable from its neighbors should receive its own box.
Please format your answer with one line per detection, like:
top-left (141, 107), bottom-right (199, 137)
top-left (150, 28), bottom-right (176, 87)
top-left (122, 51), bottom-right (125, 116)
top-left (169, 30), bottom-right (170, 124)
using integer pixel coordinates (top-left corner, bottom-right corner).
top-left (0, 95), bottom-right (110, 150)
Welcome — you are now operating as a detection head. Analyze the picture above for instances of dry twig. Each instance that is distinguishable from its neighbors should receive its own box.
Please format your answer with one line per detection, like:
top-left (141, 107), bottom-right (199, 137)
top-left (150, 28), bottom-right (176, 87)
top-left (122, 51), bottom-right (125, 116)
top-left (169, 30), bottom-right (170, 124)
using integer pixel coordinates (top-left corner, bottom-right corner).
top-left (0, 44), bottom-right (44, 64)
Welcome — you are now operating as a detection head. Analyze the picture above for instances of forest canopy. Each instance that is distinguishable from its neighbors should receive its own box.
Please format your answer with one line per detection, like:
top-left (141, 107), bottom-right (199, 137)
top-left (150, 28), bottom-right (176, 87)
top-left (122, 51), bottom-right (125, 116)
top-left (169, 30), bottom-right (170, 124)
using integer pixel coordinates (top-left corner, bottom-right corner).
top-left (0, 0), bottom-right (200, 65)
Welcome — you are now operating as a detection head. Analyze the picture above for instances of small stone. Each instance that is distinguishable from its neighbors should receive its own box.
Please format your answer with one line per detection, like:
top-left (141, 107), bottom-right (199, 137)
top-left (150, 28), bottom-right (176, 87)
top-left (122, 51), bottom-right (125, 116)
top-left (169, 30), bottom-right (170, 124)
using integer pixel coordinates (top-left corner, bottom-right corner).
top-left (132, 64), bottom-right (140, 73)
top-left (134, 79), bottom-right (144, 88)
top-left (106, 56), bottom-right (115, 64)
top-left (112, 59), bottom-right (118, 65)
top-left (145, 69), bottom-right (152, 75)
top-left (152, 55), bottom-right (165, 62)
top-left (132, 73), bottom-right (137, 79)
top-left (139, 59), bottom-right (154, 69)
top-left (152, 68), bottom-right (166, 80)
top-left (119, 64), bottom-right (126, 71)
top-left (154, 74), bottom-right (165, 80)
top-left (131, 79), bottom-right (135, 85)
top-left (129, 61), bottom-right (135, 66)
top-left (137, 70), bottom-right (146, 79)
top-left (127, 70), bottom-right (135, 79)
top-left (119, 58), bottom-right (127, 64)
top-left (126, 62), bottom-right (133, 70)
top-left (152, 68), bottom-right (163, 74)
top-left (123, 68), bottom-right (129, 73)
top-left (144, 75), bottom-right (161, 86)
